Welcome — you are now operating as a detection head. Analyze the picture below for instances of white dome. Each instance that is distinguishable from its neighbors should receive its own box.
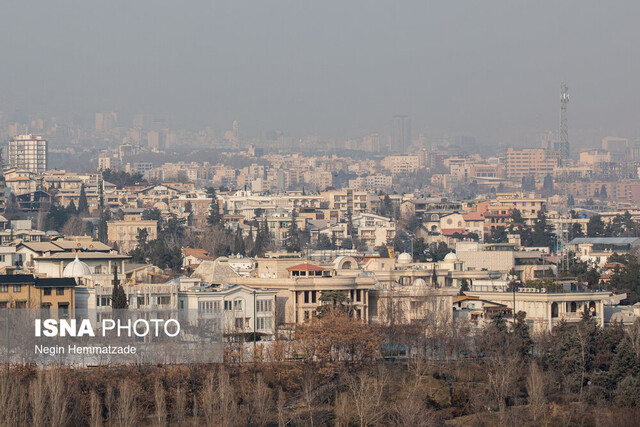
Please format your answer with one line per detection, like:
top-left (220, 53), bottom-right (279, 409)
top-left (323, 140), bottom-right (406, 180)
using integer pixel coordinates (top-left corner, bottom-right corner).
top-left (397, 252), bottom-right (412, 263)
top-left (413, 278), bottom-right (427, 287)
top-left (444, 252), bottom-right (459, 261)
top-left (63, 254), bottom-right (92, 278)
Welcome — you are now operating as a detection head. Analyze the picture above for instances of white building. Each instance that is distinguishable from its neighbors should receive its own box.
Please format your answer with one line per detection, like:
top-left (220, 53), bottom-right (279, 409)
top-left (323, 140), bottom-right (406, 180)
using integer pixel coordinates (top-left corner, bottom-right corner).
top-left (179, 284), bottom-right (278, 341)
top-left (8, 134), bottom-right (48, 174)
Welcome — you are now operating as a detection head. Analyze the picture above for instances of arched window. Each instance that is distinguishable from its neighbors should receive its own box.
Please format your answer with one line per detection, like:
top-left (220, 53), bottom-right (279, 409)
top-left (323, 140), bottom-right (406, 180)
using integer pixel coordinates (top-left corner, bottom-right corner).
top-left (551, 302), bottom-right (558, 318)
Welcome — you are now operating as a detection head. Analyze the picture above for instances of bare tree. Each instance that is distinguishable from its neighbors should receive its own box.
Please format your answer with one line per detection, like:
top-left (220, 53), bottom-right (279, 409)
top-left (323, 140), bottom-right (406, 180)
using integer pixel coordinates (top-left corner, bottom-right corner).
top-left (302, 368), bottom-right (317, 427)
top-left (174, 386), bottom-right (186, 425)
top-left (526, 362), bottom-right (547, 422)
top-left (276, 387), bottom-right (286, 427)
top-left (116, 380), bottom-right (138, 427)
top-left (345, 367), bottom-right (388, 427)
top-left (249, 374), bottom-right (273, 427)
top-left (29, 370), bottom-right (47, 427)
top-left (390, 395), bottom-right (436, 427)
top-left (105, 385), bottom-right (115, 426)
top-left (200, 373), bottom-right (216, 426)
top-left (90, 390), bottom-right (102, 427)
top-left (153, 380), bottom-right (167, 427)
top-left (486, 355), bottom-right (518, 426)
top-left (333, 391), bottom-right (352, 426)
top-left (47, 369), bottom-right (70, 427)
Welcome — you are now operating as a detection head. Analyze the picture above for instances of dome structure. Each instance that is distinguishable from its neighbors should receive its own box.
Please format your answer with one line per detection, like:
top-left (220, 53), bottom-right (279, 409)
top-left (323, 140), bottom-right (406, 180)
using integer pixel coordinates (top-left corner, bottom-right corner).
top-left (443, 252), bottom-right (459, 261)
top-left (63, 254), bottom-right (91, 278)
top-left (413, 278), bottom-right (427, 287)
top-left (397, 252), bottom-right (412, 264)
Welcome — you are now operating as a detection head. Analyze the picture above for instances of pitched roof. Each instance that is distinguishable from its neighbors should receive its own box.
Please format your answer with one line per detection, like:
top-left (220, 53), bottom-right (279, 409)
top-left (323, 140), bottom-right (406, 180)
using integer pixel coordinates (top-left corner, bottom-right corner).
top-left (0, 274), bottom-right (36, 284)
top-left (462, 212), bottom-right (484, 221)
top-left (35, 277), bottom-right (77, 288)
top-left (182, 248), bottom-right (211, 258)
top-left (441, 228), bottom-right (466, 236)
top-left (286, 263), bottom-right (325, 271)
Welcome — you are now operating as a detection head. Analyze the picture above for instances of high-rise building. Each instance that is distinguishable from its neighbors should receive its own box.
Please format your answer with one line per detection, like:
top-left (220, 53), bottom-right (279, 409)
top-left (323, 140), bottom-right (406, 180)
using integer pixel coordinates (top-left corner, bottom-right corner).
top-left (505, 148), bottom-right (559, 180)
top-left (8, 134), bottom-right (48, 174)
top-left (95, 112), bottom-right (117, 131)
top-left (363, 132), bottom-right (381, 152)
top-left (391, 115), bottom-right (411, 153)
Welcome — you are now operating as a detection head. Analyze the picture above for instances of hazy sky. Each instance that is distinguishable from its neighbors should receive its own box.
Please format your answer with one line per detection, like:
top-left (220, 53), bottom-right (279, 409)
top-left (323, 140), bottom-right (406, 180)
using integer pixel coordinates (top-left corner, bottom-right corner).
top-left (2, 1), bottom-right (640, 147)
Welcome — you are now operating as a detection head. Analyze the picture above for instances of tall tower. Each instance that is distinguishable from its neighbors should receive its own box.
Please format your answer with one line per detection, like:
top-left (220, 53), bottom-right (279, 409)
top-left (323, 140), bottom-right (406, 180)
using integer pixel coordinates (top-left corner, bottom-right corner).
top-left (391, 115), bottom-right (411, 153)
top-left (558, 83), bottom-right (570, 273)
top-left (559, 83), bottom-right (569, 161)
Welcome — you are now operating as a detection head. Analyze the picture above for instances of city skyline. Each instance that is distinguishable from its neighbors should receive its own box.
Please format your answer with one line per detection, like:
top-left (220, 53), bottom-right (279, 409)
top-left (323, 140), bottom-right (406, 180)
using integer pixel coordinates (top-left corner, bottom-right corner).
top-left (2, 1), bottom-right (640, 147)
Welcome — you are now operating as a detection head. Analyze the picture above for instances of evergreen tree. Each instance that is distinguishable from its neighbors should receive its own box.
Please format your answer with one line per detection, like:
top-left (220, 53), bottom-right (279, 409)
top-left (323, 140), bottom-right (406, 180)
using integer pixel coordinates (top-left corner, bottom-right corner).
top-left (510, 208), bottom-right (524, 224)
top-left (600, 184), bottom-right (608, 199)
top-left (206, 187), bottom-right (222, 227)
top-left (67, 200), bottom-right (77, 215)
top-left (587, 214), bottom-right (606, 237)
top-left (382, 194), bottom-right (393, 217)
top-left (78, 184), bottom-right (88, 213)
top-left (568, 222), bottom-right (584, 241)
top-left (111, 265), bottom-right (128, 309)
top-left (285, 215), bottom-right (301, 253)
top-left (233, 227), bottom-right (245, 255)
top-left (532, 207), bottom-right (555, 248)
top-left (514, 311), bottom-right (533, 359)
top-left (245, 225), bottom-right (254, 255)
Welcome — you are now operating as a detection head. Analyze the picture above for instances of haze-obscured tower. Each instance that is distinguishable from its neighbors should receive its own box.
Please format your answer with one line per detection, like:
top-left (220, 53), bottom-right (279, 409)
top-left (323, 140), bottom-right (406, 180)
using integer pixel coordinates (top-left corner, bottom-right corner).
top-left (559, 83), bottom-right (569, 161)
top-left (8, 134), bottom-right (47, 174)
top-left (391, 115), bottom-right (411, 153)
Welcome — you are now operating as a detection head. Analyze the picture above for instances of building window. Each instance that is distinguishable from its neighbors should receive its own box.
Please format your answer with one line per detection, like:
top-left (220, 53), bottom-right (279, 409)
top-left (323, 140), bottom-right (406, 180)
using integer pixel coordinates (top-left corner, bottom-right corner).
top-left (235, 318), bottom-right (244, 329)
top-left (43, 288), bottom-right (52, 296)
top-left (56, 288), bottom-right (64, 296)
top-left (304, 291), bottom-right (309, 304)
top-left (257, 300), bottom-right (272, 312)
top-left (224, 301), bottom-right (232, 310)
top-left (233, 300), bottom-right (242, 310)
top-left (0, 285), bottom-right (7, 293)
top-left (257, 317), bottom-right (272, 330)
top-left (13, 285), bottom-right (21, 293)
top-left (157, 296), bottom-right (170, 305)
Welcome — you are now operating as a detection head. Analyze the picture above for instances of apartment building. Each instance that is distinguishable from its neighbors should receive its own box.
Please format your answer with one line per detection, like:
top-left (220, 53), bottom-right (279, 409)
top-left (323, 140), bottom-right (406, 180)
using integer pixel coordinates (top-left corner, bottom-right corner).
top-left (107, 214), bottom-right (158, 253)
top-left (8, 134), bottom-right (48, 175)
top-left (381, 155), bottom-right (421, 174)
top-left (505, 148), bottom-right (559, 179)
top-left (0, 274), bottom-right (76, 317)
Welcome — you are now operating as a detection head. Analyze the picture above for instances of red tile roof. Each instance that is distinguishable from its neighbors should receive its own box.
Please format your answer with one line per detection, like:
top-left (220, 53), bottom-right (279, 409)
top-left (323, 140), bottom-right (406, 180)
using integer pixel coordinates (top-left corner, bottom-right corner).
top-left (441, 228), bottom-right (465, 236)
top-left (286, 263), bottom-right (325, 271)
top-left (462, 212), bottom-right (484, 221)
top-left (182, 248), bottom-right (211, 258)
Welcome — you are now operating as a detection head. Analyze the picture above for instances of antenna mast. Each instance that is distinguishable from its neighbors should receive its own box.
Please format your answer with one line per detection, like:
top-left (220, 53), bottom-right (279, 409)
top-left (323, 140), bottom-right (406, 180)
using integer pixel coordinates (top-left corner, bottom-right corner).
top-left (559, 83), bottom-right (570, 273)
top-left (560, 83), bottom-right (570, 161)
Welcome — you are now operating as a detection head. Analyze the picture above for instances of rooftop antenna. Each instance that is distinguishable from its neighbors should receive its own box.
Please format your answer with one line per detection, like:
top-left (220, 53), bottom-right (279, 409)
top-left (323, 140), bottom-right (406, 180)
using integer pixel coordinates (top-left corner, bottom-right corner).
top-left (560, 83), bottom-right (570, 161)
